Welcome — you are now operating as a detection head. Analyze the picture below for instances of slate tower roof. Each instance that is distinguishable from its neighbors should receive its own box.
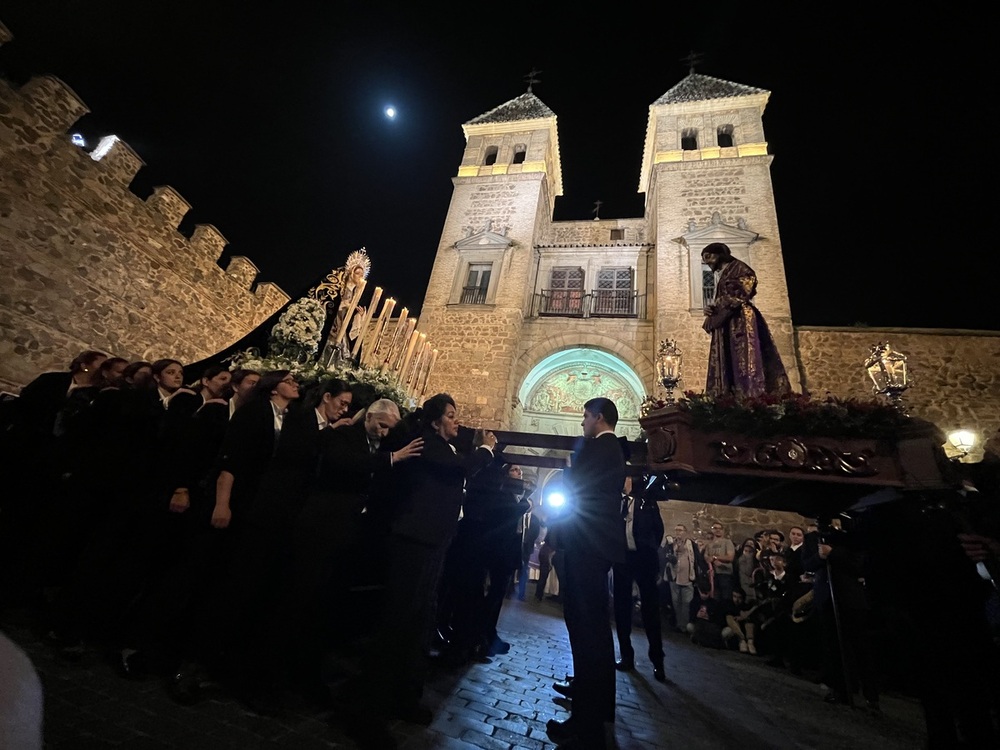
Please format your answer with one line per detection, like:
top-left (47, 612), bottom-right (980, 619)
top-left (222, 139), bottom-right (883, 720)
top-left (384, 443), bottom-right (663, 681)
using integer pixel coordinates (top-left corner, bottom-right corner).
top-left (653, 73), bottom-right (767, 105)
top-left (466, 92), bottom-right (556, 125)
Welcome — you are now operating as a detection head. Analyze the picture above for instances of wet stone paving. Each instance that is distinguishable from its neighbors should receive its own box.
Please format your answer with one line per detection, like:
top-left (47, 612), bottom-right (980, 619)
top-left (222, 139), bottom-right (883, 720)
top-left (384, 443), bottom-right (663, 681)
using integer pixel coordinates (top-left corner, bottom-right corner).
top-left (3, 597), bottom-right (928, 749)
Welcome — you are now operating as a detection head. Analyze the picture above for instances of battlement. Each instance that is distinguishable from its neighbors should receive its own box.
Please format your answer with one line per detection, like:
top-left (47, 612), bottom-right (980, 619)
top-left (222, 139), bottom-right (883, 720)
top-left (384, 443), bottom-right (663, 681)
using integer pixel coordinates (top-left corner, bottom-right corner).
top-left (0, 70), bottom-right (290, 389)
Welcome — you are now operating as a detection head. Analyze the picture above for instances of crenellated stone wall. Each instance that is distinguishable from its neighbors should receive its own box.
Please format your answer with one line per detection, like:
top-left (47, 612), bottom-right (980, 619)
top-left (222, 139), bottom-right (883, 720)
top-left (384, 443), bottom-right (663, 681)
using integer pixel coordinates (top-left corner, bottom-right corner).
top-left (0, 74), bottom-right (289, 391)
top-left (796, 326), bottom-right (1000, 462)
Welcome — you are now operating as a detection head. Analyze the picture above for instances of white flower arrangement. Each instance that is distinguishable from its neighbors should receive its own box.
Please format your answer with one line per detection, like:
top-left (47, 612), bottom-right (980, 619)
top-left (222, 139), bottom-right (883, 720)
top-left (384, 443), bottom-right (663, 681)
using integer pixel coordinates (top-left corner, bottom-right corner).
top-left (268, 297), bottom-right (328, 360)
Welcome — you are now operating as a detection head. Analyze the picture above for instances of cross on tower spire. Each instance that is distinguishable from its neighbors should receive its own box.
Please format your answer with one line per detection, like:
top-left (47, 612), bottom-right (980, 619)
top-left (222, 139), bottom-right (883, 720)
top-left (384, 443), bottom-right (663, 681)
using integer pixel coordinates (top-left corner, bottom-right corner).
top-left (524, 67), bottom-right (542, 93)
top-left (592, 199), bottom-right (603, 220)
top-left (681, 50), bottom-right (704, 75)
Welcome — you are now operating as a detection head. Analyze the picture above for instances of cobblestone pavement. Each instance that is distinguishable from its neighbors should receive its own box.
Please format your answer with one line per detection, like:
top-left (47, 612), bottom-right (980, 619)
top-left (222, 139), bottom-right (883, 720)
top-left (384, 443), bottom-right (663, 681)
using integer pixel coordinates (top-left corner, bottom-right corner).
top-left (3, 597), bottom-right (927, 749)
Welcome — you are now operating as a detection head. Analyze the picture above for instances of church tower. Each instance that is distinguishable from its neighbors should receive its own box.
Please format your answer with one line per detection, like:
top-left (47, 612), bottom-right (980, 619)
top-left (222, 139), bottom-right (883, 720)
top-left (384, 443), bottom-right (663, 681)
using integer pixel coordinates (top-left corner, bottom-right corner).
top-left (640, 72), bottom-right (802, 392)
top-left (418, 90), bottom-right (563, 427)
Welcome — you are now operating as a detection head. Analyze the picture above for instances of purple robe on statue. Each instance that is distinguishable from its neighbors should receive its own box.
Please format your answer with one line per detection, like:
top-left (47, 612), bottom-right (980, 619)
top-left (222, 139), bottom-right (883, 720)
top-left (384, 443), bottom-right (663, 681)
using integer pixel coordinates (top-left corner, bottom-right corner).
top-left (703, 257), bottom-right (790, 398)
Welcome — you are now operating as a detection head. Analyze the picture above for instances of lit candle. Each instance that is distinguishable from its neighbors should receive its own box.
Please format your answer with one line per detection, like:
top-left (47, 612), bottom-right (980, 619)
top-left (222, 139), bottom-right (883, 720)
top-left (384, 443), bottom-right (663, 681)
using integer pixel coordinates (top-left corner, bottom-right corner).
top-left (420, 349), bottom-right (439, 396)
top-left (409, 341), bottom-right (432, 398)
top-left (405, 334), bottom-right (428, 394)
top-left (334, 278), bottom-right (366, 346)
top-left (352, 286), bottom-right (382, 359)
top-left (397, 325), bottom-right (420, 381)
top-left (362, 297), bottom-right (395, 368)
top-left (380, 307), bottom-right (409, 374)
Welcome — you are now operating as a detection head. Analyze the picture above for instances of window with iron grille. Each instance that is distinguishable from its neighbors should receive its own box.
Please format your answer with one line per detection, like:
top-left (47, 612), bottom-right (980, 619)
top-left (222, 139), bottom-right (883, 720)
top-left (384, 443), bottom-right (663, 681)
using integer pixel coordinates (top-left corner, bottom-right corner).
top-left (610, 228), bottom-right (625, 241)
top-left (548, 266), bottom-right (585, 314)
top-left (594, 267), bottom-right (633, 315)
top-left (460, 263), bottom-right (491, 304)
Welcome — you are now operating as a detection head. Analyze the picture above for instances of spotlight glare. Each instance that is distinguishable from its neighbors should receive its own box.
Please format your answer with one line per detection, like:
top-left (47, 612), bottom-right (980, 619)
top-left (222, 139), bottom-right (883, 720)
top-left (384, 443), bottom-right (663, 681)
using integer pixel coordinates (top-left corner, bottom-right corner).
top-left (547, 492), bottom-right (566, 508)
top-left (385, 106), bottom-right (396, 119)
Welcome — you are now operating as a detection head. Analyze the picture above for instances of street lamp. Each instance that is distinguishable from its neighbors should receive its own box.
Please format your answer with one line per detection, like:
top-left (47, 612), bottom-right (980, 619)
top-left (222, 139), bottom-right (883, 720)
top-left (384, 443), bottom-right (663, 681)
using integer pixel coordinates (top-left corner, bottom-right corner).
top-left (947, 429), bottom-right (976, 460)
top-left (655, 339), bottom-right (683, 403)
top-left (864, 342), bottom-right (910, 414)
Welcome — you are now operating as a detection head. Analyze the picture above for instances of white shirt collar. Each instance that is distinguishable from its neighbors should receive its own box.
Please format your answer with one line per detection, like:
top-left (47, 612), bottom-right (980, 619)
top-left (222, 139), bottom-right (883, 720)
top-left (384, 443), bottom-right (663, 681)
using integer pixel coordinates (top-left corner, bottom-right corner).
top-left (315, 408), bottom-right (328, 430)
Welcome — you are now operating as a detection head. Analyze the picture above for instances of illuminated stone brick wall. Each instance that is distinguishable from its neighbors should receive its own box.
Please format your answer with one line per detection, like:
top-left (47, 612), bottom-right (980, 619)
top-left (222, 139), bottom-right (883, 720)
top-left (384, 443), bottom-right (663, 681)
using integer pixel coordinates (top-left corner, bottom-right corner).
top-left (795, 326), bottom-right (1000, 462)
top-left (0, 74), bottom-right (289, 391)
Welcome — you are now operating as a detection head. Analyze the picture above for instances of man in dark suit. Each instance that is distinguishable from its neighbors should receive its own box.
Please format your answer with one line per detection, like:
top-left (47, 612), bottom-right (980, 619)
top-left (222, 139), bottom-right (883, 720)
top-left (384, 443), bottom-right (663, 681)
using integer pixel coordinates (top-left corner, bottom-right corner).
top-left (287, 398), bottom-right (422, 687)
top-left (612, 474), bottom-right (666, 681)
top-left (547, 397), bottom-right (626, 750)
top-left (516, 496), bottom-right (542, 600)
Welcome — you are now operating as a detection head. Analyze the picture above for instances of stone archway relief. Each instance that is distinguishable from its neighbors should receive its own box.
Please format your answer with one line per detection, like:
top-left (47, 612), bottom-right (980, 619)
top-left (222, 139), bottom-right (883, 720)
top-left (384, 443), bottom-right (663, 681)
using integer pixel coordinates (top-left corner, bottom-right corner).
top-left (525, 362), bottom-right (641, 418)
top-left (512, 334), bottom-right (655, 391)
top-left (515, 344), bottom-right (649, 438)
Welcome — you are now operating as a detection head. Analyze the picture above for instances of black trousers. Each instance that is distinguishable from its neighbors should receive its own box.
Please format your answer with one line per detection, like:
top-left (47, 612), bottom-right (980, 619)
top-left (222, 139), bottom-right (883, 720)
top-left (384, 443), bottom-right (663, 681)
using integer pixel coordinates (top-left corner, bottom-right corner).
top-left (562, 549), bottom-right (615, 727)
top-left (612, 547), bottom-right (664, 664)
top-left (355, 536), bottom-right (449, 714)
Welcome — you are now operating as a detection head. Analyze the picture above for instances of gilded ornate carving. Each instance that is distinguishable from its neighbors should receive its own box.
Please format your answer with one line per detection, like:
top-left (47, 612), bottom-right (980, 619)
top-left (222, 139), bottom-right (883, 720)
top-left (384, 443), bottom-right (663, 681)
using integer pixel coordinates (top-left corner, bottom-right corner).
top-left (716, 439), bottom-right (877, 477)
top-left (648, 426), bottom-right (678, 463)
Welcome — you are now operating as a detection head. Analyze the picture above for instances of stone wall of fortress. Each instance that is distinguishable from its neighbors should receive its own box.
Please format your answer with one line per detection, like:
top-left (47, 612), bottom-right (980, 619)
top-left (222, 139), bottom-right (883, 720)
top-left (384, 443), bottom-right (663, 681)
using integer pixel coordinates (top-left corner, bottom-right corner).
top-left (0, 73), bottom-right (289, 391)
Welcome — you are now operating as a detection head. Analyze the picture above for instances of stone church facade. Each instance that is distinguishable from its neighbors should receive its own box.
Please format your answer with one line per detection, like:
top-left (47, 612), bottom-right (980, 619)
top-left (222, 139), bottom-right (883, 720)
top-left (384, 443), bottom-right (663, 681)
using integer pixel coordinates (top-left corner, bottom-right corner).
top-left (418, 73), bottom-right (1000, 461)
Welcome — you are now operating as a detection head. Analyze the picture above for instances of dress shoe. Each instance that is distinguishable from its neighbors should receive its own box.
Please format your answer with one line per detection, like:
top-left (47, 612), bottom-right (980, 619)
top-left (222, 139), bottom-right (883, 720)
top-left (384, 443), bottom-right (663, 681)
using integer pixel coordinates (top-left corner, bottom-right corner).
top-left (614, 657), bottom-right (635, 672)
top-left (652, 662), bottom-right (665, 682)
top-left (488, 638), bottom-right (511, 656)
top-left (823, 691), bottom-right (848, 705)
top-left (546, 718), bottom-right (577, 745)
top-left (552, 680), bottom-right (575, 698)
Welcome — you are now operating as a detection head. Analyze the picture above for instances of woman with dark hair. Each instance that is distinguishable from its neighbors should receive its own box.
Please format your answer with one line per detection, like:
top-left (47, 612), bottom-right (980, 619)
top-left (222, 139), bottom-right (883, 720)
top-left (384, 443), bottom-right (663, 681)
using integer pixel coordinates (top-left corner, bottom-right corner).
top-left (95, 357), bottom-right (129, 390)
top-left (211, 370), bottom-right (299, 530)
top-left (344, 393), bottom-right (496, 744)
top-left (150, 359), bottom-right (185, 410)
top-left (123, 361), bottom-right (153, 389)
top-left (147, 371), bottom-right (299, 704)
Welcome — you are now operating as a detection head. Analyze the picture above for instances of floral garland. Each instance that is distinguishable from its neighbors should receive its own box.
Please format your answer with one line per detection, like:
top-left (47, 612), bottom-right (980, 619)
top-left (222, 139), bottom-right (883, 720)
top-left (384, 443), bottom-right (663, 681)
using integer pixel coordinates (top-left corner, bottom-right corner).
top-left (642, 390), bottom-right (908, 439)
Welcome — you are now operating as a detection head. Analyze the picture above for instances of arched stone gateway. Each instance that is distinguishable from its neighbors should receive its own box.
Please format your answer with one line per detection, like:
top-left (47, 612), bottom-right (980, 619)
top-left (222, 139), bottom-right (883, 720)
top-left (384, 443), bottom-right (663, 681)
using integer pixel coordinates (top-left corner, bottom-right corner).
top-left (515, 347), bottom-right (646, 440)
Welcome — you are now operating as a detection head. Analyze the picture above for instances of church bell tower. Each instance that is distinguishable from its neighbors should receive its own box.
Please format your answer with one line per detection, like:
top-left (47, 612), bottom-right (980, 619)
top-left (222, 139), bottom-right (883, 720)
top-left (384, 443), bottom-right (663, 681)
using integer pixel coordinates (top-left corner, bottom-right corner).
top-left (417, 88), bottom-right (564, 427)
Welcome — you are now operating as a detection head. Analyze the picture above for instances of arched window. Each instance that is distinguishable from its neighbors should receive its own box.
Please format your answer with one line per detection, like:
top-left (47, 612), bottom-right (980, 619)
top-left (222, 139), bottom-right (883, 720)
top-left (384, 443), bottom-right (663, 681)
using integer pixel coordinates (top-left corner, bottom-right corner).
top-left (512, 144), bottom-right (526, 164)
top-left (484, 145), bottom-right (499, 166)
top-left (717, 125), bottom-right (734, 148)
top-left (681, 128), bottom-right (698, 151)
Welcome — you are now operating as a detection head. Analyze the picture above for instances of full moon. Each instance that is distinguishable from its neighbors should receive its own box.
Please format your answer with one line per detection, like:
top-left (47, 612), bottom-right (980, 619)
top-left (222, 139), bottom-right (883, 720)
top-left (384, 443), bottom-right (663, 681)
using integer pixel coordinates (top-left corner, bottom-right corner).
top-left (385, 106), bottom-right (396, 119)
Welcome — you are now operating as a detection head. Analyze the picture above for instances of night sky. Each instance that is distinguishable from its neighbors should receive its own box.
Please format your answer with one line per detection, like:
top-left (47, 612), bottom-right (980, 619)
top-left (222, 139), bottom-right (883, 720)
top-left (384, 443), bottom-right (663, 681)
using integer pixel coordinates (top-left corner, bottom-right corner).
top-left (2, 2), bottom-right (994, 332)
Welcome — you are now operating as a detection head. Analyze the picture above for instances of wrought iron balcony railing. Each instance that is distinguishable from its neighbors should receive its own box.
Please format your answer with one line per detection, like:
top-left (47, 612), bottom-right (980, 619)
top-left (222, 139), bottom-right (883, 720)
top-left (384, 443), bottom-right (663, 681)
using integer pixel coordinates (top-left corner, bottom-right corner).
top-left (460, 286), bottom-right (488, 304)
top-left (531, 289), bottom-right (646, 319)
